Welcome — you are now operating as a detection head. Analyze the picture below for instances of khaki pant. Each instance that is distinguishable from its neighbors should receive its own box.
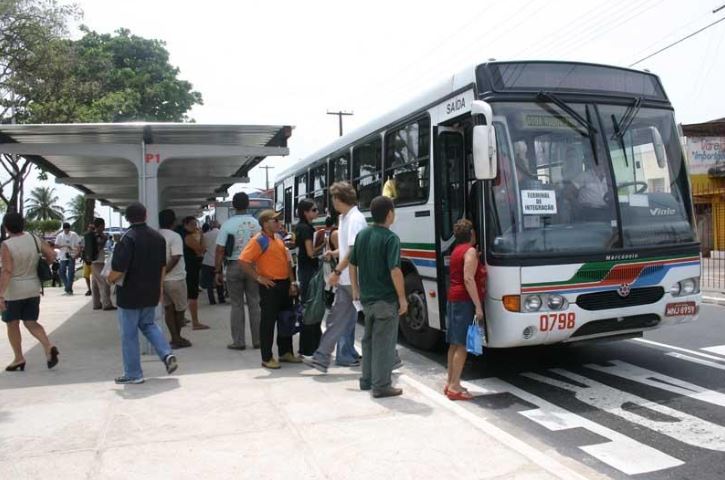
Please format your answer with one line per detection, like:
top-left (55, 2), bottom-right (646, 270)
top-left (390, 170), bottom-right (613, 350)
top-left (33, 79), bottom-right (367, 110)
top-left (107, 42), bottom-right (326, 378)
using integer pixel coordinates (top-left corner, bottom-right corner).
top-left (91, 262), bottom-right (112, 309)
top-left (226, 261), bottom-right (260, 347)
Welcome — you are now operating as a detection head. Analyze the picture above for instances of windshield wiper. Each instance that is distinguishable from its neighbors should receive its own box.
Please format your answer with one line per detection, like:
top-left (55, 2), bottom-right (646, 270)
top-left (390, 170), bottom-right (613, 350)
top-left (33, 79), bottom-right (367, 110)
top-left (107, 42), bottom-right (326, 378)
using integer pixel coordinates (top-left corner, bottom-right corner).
top-left (612, 96), bottom-right (643, 140)
top-left (537, 91), bottom-right (598, 134)
top-left (538, 90), bottom-right (601, 164)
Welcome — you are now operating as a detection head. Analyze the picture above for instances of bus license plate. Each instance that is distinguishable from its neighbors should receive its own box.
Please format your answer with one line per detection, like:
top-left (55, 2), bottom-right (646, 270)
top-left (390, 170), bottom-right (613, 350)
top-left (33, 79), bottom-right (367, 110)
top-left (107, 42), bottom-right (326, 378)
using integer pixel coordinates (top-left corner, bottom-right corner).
top-left (665, 302), bottom-right (697, 316)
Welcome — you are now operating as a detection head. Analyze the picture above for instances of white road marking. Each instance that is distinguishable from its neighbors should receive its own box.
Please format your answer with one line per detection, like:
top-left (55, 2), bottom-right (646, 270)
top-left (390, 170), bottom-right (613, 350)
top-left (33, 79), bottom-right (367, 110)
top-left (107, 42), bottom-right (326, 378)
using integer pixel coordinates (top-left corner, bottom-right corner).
top-left (702, 345), bottom-right (725, 357)
top-left (666, 352), bottom-right (725, 371)
top-left (631, 338), bottom-right (725, 362)
top-left (399, 374), bottom-right (592, 480)
top-left (461, 377), bottom-right (683, 475)
top-left (523, 369), bottom-right (725, 452)
top-left (586, 360), bottom-right (725, 408)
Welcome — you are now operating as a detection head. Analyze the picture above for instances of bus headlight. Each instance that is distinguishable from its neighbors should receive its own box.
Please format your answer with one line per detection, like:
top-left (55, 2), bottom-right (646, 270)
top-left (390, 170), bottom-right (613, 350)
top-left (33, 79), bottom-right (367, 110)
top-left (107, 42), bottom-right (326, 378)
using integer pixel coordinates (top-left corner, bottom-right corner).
top-left (671, 277), bottom-right (700, 296)
top-left (523, 295), bottom-right (542, 312)
top-left (547, 294), bottom-right (567, 310)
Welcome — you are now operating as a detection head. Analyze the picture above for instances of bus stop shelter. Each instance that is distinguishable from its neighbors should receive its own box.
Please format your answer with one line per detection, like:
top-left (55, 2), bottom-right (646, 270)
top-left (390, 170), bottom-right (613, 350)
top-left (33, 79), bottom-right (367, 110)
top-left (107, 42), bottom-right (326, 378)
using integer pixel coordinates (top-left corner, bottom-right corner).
top-left (0, 123), bottom-right (292, 225)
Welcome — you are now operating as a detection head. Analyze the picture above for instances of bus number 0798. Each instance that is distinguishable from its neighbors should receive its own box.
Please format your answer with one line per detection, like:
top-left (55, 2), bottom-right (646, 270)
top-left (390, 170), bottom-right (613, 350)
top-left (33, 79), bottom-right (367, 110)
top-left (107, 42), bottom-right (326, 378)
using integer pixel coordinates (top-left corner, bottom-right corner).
top-left (539, 312), bottom-right (576, 331)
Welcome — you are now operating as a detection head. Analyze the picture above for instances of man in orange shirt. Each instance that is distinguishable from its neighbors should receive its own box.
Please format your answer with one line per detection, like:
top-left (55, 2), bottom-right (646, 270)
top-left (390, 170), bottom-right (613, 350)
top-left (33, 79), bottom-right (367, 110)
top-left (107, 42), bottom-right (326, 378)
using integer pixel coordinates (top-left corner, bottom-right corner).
top-left (239, 210), bottom-right (301, 369)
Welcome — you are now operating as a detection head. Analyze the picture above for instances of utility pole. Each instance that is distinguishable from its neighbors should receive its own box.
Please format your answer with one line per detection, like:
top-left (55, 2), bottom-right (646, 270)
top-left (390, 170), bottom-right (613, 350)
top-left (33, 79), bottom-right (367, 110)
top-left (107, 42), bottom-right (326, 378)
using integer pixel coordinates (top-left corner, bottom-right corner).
top-left (260, 165), bottom-right (275, 191)
top-left (327, 110), bottom-right (354, 137)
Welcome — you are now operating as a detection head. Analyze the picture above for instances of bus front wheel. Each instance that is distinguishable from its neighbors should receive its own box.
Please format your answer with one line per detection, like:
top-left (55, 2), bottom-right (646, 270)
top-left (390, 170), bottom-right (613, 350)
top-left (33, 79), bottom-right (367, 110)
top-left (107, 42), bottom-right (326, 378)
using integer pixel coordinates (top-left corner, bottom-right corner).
top-left (400, 275), bottom-right (441, 350)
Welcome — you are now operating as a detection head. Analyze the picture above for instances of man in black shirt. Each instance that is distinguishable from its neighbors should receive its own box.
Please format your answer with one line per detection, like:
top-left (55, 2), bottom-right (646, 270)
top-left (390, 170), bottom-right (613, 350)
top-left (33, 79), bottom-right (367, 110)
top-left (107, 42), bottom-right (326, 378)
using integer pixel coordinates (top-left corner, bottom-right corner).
top-left (108, 202), bottom-right (178, 384)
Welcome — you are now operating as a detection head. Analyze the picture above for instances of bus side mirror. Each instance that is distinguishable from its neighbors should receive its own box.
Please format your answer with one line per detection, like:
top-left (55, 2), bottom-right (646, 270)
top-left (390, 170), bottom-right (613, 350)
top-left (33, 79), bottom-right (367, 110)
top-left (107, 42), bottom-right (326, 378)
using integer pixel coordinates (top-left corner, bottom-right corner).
top-left (651, 127), bottom-right (666, 168)
top-left (473, 125), bottom-right (497, 180)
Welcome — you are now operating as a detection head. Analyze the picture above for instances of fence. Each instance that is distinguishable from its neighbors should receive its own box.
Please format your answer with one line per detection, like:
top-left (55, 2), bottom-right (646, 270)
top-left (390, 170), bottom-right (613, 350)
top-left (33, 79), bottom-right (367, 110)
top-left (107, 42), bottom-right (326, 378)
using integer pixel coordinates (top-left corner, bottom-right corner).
top-left (691, 178), bottom-right (725, 291)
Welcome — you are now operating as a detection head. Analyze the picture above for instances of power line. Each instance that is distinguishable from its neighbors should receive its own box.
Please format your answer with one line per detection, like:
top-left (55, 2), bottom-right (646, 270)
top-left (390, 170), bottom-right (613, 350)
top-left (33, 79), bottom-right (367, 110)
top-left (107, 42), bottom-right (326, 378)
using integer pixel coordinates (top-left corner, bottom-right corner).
top-left (629, 13), bottom-right (725, 66)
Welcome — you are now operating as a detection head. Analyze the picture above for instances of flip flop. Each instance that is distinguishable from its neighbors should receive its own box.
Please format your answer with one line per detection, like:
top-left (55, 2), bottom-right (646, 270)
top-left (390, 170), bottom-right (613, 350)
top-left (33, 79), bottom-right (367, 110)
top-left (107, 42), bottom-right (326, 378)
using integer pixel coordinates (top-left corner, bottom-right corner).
top-left (446, 389), bottom-right (474, 401)
top-left (192, 324), bottom-right (210, 330)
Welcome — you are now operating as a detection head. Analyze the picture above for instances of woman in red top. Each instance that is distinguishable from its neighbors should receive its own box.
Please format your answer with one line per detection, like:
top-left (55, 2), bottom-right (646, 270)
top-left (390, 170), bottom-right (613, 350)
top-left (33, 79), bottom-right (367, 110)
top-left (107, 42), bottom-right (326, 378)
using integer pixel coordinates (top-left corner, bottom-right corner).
top-left (445, 219), bottom-right (486, 401)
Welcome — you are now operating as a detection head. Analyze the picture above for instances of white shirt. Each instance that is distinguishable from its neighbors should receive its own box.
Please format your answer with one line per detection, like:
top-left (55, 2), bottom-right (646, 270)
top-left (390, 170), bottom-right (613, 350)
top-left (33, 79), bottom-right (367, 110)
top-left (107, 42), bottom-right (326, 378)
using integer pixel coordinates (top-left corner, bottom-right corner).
top-left (202, 228), bottom-right (219, 267)
top-left (160, 229), bottom-right (186, 282)
top-left (573, 170), bottom-right (608, 208)
top-left (338, 206), bottom-right (368, 285)
top-left (55, 231), bottom-right (81, 259)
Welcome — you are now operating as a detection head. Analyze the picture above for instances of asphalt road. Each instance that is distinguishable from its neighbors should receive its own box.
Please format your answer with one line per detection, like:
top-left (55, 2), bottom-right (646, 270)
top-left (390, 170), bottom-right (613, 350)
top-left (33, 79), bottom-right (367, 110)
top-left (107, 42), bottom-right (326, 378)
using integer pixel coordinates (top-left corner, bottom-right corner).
top-left (398, 303), bottom-right (725, 480)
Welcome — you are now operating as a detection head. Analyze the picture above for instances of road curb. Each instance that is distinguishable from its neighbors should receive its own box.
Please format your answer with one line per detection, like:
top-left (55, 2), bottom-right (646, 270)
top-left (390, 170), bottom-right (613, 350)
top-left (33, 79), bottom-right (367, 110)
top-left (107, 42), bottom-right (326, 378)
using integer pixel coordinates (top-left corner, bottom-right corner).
top-left (400, 374), bottom-right (595, 480)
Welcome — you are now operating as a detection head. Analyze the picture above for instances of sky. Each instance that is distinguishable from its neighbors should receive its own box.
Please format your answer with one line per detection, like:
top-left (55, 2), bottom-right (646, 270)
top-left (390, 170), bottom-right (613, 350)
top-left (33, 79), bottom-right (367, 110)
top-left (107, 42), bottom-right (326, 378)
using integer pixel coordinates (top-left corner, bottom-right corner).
top-left (22, 0), bottom-right (725, 227)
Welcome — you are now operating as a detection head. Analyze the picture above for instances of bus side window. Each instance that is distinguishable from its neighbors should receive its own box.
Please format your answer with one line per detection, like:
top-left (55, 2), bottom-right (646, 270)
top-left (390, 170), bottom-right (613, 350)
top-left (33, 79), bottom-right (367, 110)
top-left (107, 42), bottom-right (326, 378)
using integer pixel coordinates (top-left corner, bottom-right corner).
top-left (384, 116), bottom-right (431, 206)
top-left (352, 136), bottom-right (382, 210)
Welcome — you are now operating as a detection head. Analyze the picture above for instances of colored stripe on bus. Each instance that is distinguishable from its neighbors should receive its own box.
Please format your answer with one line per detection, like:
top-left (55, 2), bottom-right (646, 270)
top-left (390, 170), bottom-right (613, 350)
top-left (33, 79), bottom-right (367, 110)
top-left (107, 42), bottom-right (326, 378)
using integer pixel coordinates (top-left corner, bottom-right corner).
top-left (522, 256), bottom-right (700, 294)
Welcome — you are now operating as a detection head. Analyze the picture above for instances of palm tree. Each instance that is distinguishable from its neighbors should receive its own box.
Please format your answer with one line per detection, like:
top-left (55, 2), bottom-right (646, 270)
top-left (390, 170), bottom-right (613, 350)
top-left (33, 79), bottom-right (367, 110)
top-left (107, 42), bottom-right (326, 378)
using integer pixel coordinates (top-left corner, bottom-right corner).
top-left (66, 194), bottom-right (86, 232)
top-left (25, 187), bottom-right (64, 221)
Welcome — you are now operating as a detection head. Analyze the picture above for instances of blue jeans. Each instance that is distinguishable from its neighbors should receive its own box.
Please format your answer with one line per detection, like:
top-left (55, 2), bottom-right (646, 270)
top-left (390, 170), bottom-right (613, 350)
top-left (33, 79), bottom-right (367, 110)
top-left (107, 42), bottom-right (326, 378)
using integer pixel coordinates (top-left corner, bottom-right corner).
top-left (117, 307), bottom-right (172, 380)
top-left (59, 258), bottom-right (76, 293)
top-left (336, 309), bottom-right (361, 365)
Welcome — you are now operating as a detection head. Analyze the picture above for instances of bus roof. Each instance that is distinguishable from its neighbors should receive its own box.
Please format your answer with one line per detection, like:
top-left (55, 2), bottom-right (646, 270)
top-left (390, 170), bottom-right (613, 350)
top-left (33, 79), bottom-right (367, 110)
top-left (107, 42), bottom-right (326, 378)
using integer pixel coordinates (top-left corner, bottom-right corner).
top-left (275, 60), bottom-right (661, 184)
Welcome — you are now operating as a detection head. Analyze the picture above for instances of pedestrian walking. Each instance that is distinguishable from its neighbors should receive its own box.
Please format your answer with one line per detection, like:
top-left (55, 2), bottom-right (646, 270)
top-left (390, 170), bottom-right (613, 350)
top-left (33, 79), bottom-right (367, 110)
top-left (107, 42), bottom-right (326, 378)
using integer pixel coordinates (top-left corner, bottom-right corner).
top-left (178, 217), bottom-right (209, 330)
top-left (81, 223), bottom-right (95, 296)
top-left (215, 192), bottom-right (261, 350)
top-left (90, 218), bottom-right (115, 311)
top-left (445, 219), bottom-right (486, 401)
top-left (55, 222), bottom-right (81, 295)
top-left (107, 202), bottom-right (177, 384)
top-left (0, 213), bottom-right (59, 372)
top-left (240, 209), bottom-right (302, 369)
top-left (307, 182), bottom-right (367, 372)
top-left (295, 198), bottom-right (323, 356)
top-left (201, 221), bottom-right (225, 305)
top-left (350, 196), bottom-right (407, 398)
top-left (158, 209), bottom-right (191, 349)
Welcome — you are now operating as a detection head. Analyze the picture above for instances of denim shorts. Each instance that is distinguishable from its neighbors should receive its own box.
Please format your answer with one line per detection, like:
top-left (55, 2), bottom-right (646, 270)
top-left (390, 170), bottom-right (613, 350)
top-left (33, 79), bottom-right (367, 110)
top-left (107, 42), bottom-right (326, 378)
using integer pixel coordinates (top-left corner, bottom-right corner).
top-left (446, 300), bottom-right (474, 346)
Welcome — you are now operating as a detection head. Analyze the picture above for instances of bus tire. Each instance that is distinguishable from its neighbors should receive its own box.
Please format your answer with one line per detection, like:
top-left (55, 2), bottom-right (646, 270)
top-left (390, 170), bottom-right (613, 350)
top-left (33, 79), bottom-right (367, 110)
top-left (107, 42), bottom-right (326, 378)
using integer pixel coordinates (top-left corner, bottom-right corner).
top-left (400, 275), bottom-right (441, 351)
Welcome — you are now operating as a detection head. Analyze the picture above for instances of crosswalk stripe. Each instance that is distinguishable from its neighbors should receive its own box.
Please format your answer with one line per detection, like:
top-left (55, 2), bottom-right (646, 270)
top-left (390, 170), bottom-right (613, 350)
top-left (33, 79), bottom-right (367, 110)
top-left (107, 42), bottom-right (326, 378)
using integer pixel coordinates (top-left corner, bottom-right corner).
top-left (666, 352), bottom-right (725, 371)
top-left (462, 377), bottom-right (684, 475)
top-left (524, 369), bottom-right (725, 453)
top-left (586, 360), bottom-right (725, 408)
top-left (701, 345), bottom-right (725, 357)
top-left (631, 338), bottom-right (725, 362)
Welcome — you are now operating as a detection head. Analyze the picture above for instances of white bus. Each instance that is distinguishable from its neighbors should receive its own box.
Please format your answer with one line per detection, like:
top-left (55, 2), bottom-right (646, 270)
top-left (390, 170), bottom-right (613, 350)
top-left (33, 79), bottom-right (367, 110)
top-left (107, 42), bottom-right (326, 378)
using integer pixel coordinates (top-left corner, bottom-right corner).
top-left (275, 61), bottom-right (701, 350)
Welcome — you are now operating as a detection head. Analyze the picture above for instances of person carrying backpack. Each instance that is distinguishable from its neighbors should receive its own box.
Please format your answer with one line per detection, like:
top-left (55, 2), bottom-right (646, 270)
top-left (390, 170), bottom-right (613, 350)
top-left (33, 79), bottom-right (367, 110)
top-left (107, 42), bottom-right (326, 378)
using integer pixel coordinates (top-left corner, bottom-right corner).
top-left (215, 193), bottom-right (261, 350)
top-left (239, 209), bottom-right (301, 369)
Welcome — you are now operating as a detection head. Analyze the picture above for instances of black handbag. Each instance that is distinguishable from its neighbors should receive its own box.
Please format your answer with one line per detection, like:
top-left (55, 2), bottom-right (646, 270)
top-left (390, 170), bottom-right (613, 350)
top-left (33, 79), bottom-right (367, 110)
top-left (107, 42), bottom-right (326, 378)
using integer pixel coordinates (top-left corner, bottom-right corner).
top-left (32, 235), bottom-right (53, 283)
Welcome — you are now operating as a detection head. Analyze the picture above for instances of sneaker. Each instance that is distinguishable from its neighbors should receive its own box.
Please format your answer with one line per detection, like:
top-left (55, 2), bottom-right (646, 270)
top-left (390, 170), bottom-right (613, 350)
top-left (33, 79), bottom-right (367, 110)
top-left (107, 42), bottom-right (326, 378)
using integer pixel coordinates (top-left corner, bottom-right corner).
top-left (227, 344), bottom-right (246, 351)
top-left (262, 358), bottom-right (280, 369)
top-left (103, 306), bottom-right (117, 311)
top-left (114, 376), bottom-right (144, 385)
top-left (303, 357), bottom-right (328, 373)
top-left (372, 387), bottom-right (403, 398)
top-left (336, 359), bottom-right (361, 367)
top-left (279, 352), bottom-right (303, 364)
top-left (164, 354), bottom-right (178, 375)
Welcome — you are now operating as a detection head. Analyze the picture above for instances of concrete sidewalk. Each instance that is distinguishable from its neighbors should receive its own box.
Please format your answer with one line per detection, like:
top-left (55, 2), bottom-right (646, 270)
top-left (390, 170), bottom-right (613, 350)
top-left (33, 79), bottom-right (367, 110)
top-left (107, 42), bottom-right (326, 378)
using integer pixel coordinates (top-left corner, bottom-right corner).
top-left (0, 282), bottom-right (599, 480)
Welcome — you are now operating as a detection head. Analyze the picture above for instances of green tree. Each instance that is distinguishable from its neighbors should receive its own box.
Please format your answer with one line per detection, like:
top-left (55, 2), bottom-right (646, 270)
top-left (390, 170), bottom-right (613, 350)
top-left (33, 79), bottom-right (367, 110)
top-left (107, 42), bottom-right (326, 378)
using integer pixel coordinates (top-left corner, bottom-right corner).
top-left (25, 218), bottom-right (61, 234)
top-left (17, 27), bottom-right (203, 123)
top-left (65, 193), bottom-right (86, 232)
top-left (0, 0), bottom-right (79, 213)
top-left (24, 186), bottom-right (64, 220)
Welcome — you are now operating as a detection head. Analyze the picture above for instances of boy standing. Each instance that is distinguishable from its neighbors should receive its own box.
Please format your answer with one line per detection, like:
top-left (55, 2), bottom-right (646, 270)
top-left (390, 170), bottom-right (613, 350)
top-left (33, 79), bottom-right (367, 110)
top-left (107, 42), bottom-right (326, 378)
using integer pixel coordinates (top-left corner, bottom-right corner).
top-left (350, 196), bottom-right (407, 398)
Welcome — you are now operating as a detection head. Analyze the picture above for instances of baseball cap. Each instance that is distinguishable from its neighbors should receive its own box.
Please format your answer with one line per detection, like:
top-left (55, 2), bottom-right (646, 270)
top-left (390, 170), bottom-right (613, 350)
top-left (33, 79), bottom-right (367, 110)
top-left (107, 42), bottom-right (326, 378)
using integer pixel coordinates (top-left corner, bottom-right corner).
top-left (257, 209), bottom-right (283, 226)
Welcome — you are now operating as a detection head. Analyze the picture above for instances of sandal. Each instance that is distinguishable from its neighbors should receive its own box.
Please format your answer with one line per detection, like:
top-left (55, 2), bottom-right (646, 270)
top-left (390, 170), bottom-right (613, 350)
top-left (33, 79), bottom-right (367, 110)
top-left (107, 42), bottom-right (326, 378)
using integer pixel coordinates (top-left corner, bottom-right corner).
top-left (192, 324), bottom-right (210, 330)
top-left (446, 389), bottom-right (474, 401)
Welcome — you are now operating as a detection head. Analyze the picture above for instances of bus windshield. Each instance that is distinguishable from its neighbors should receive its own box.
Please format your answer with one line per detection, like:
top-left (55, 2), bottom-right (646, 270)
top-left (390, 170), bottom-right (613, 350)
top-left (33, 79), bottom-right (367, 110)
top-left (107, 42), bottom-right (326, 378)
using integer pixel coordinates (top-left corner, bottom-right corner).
top-left (487, 102), bottom-right (695, 257)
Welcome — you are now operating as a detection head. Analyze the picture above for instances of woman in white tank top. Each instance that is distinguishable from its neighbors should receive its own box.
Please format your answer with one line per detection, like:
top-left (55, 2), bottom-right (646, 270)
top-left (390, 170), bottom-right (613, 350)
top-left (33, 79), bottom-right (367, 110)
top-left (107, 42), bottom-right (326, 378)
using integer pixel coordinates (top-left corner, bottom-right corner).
top-left (0, 213), bottom-right (59, 372)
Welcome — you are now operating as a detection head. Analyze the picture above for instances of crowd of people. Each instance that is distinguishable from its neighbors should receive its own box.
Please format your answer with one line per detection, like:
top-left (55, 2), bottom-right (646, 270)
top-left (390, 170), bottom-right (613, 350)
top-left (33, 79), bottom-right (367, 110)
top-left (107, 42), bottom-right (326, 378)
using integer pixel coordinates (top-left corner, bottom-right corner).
top-left (0, 181), bottom-right (487, 401)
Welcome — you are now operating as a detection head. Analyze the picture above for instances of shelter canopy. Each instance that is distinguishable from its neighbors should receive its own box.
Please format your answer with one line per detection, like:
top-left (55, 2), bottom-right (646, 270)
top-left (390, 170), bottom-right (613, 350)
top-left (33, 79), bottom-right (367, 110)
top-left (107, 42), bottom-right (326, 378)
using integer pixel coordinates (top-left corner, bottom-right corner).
top-left (0, 123), bottom-right (291, 223)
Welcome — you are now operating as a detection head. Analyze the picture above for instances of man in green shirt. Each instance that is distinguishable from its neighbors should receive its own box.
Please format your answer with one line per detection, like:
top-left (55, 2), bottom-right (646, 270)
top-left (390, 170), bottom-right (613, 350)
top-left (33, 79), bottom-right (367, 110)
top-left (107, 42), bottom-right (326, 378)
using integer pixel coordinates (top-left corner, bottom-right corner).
top-left (350, 196), bottom-right (408, 398)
